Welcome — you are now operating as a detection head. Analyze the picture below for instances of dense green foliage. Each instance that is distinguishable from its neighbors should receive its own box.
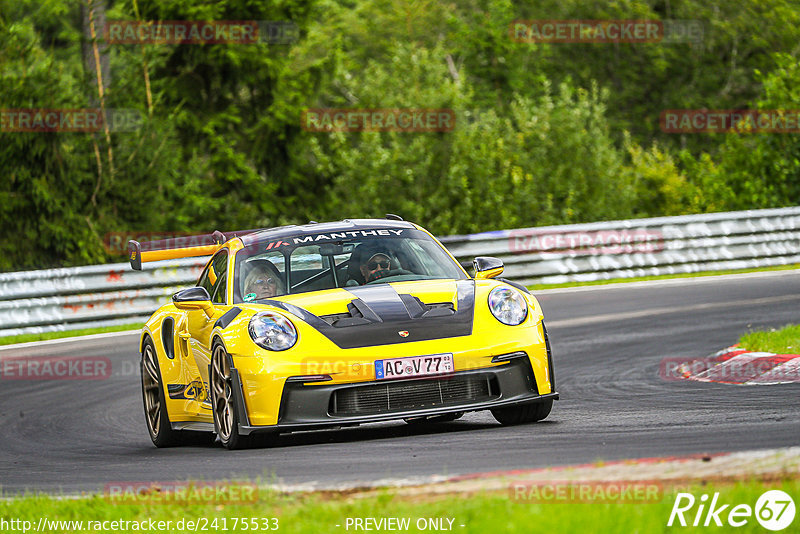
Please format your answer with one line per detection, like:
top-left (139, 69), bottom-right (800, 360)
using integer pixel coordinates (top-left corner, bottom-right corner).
top-left (1, 0), bottom-right (799, 270)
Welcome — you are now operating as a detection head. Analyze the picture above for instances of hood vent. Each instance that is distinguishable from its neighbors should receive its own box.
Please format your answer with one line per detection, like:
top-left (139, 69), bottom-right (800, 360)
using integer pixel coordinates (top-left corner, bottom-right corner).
top-left (398, 294), bottom-right (455, 319)
top-left (320, 300), bottom-right (374, 327)
top-left (320, 295), bottom-right (455, 327)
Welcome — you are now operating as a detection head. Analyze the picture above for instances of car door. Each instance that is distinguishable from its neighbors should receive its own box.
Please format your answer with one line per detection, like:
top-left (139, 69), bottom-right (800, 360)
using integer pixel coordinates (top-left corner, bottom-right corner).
top-left (182, 249), bottom-right (230, 415)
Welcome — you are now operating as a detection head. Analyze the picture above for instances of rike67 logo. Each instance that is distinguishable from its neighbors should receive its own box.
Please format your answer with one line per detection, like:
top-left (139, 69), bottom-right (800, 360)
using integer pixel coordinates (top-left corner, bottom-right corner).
top-left (668, 490), bottom-right (795, 531)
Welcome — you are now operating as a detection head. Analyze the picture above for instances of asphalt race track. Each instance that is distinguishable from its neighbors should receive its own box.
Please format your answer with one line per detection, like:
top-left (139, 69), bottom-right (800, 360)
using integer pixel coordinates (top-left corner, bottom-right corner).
top-left (1, 271), bottom-right (799, 494)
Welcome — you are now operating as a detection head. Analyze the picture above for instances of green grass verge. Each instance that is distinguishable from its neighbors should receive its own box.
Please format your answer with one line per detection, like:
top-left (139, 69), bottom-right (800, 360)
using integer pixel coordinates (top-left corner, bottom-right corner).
top-left (528, 263), bottom-right (800, 290)
top-left (0, 323), bottom-right (142, 346)
top-left (0, 478), bottom-right (796, 533)
top-left (739, 324), bottom-right (800, 354)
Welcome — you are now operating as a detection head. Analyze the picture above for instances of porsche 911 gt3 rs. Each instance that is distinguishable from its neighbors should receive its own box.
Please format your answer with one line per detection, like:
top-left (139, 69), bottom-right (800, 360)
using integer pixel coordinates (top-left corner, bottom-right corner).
top-left (128, 217), bottom-right (558, 449)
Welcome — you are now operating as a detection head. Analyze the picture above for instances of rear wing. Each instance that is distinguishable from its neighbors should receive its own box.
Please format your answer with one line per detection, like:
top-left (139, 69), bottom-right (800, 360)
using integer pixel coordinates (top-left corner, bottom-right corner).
top-left (127, 231), bottom-right (227, 270)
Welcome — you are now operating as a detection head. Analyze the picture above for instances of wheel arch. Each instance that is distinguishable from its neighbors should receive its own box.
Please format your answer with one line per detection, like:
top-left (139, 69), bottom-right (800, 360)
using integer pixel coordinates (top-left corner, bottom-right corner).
top-left (211, 330), bottom-right (229, 353)
top-left (140, 327), bottom-right (154, 353)
top-left (140, 309), bottom-right (169, 354)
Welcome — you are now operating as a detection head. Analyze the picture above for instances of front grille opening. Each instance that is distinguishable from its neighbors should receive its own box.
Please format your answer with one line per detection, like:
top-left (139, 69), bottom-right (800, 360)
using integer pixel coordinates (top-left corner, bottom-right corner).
top-left (329, 374), bottom-right (500, 416)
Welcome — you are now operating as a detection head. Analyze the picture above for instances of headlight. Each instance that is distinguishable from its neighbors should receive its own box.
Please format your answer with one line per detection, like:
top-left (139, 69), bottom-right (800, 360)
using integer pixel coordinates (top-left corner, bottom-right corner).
top-left (248, 311), bottom-right (297, 351)
top-left (488, 287), bottom-right (528, 326)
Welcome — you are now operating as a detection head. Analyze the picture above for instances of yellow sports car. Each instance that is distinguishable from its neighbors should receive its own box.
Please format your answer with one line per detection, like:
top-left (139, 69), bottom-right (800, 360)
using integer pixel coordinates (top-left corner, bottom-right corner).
top-left (129, 218), bottom-right (558, 449)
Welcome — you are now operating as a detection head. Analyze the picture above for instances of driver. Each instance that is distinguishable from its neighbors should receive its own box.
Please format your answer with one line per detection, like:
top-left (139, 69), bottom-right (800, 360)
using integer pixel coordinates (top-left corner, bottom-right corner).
top-left (243, 261), bottom-right (285, 300)
top-left (360, 250), bottom-right (393, 283)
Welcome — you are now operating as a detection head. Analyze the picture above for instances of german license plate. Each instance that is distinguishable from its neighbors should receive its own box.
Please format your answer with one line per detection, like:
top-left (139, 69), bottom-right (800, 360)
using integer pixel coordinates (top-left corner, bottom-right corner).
top-left (375, 353), bottom-right (454, 380)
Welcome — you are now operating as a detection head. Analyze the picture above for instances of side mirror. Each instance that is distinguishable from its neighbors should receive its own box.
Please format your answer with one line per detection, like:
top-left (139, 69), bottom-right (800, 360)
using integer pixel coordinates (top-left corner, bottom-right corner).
top-left (473, 256), bottom-right (504, 279)
top-left (172, 287), bottom-right (215, 319)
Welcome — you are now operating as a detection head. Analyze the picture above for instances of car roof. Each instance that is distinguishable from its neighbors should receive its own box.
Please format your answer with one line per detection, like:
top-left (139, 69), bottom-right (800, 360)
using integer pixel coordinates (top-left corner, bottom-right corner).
top-left (238, 219), bottom-right (419, 247)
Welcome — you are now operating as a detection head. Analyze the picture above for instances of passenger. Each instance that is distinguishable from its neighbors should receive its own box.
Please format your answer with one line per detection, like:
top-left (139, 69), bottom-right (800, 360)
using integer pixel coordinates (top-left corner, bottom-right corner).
top-left (243, 261), bottom-right (285, 300)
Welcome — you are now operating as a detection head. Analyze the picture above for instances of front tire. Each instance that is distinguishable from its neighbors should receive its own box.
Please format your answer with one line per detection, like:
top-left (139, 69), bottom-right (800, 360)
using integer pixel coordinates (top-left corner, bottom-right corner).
top-left (210, 341), bottom-right (272, 449)
top-left (491, 399), bottom-right (553, 426)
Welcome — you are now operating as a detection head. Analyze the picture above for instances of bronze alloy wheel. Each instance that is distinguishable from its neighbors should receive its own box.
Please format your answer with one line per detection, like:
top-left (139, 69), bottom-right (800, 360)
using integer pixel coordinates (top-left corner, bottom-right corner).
top-left (211, 344), bottom-right (235, 443)
top-left (210, 341), bottom-right (275, 449)
top-left (141, 341), bottom-right (162, 437)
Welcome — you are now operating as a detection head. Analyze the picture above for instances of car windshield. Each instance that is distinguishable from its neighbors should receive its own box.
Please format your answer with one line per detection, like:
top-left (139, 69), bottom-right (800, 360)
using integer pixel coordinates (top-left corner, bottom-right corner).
top-left (234, 228), bottom-right (466, 302)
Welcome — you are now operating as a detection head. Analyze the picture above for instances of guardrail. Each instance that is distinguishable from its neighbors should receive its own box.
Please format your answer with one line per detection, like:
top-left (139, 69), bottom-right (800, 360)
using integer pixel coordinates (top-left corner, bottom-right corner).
top-left (2, 206), bottom-right (799, 337)
top-left (440, 206), bottom-right (800, 286)
top-left (0, 258), bottom-right (207, 337)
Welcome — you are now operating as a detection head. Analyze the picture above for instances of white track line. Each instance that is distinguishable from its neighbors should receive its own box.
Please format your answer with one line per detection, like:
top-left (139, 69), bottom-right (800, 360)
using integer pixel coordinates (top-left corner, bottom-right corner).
top-left (0, 330), bottom-right (140, 351)
top-left (547, 293), bottom-right (800, 328)
top-left (533, 268), bottom-right (800, 295)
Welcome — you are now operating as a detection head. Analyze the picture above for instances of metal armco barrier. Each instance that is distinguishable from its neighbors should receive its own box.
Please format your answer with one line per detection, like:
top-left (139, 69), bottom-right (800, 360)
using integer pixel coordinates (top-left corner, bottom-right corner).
top-left (2, 207), bottom-right (799, 337)
top-left (0, 258), bottom-right (207, 337)
top-left (440, 206), bottom-right (800, 286)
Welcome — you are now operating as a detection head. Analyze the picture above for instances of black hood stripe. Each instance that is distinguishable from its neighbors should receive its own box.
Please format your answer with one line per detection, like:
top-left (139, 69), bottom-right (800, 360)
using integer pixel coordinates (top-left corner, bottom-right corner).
top-left (261, 280), bottom-right (475, 349)
top-left (346, 285), bottom-right (413, 322)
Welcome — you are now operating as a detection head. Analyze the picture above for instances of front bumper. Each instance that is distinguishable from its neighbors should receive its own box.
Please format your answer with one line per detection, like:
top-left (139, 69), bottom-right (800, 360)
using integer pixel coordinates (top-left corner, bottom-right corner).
top-left (237, 354), bottom-right (558, 435)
